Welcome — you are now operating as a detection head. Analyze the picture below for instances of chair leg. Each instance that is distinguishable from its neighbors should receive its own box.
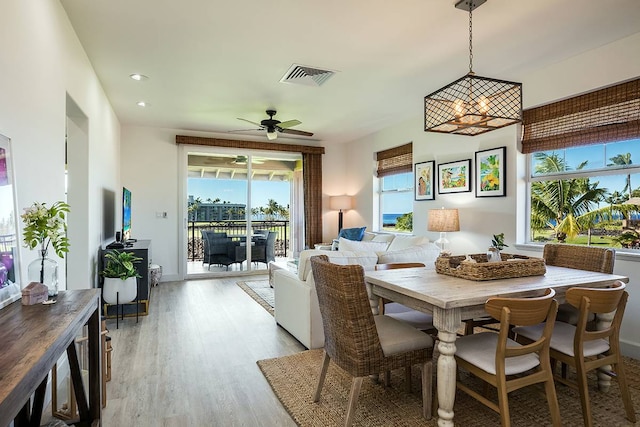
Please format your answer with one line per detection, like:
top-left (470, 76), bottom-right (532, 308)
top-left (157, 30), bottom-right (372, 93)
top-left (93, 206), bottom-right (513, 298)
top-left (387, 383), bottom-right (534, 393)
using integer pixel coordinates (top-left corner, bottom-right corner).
top-left (575, 361), bottom-right (593, 427)
top-left (613, 358), bottom-right (637, 423)
top-left (313, 351), bottom-right (331, 402)
top-left (422, 360), bottom-right (433, 420)
top-left (543, 373), bottom-right (562, 426)
top-left (405, 366), bottom-right (412, 392)
top-left (345, 377), bottom-right (363, 427)
top-left (496, 375), bottom-right (511, 427)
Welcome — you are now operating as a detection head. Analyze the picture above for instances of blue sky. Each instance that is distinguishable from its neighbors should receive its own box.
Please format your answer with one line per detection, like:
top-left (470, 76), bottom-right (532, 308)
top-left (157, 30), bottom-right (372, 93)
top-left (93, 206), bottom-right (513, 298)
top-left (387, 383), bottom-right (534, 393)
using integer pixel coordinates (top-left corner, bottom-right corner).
top-left (188, 178), bottom-right (290, 208)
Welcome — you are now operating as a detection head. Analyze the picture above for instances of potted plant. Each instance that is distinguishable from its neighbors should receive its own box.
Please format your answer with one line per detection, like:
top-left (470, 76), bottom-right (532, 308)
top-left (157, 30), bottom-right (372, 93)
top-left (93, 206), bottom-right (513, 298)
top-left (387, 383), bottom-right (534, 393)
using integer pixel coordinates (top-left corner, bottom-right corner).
top-left (101, 249), bottom-right (142, 304)
top-left (487, 233), bottom-right (508, 262)
top-left (21, 201), bottom-right (70, 297)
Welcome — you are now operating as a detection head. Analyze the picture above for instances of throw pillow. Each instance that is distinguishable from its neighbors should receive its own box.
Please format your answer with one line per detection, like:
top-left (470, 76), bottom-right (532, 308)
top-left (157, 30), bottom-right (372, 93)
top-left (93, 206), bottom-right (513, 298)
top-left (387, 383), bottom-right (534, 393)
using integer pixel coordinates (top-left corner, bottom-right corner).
top-left (338, 237), bottom-right (390, 253)
top-left (378, 243), bottom-right (440, 267)
top-left (338, 226), bottom-right (366, 241)
top-left (386, 234), bottom-right (430, 252)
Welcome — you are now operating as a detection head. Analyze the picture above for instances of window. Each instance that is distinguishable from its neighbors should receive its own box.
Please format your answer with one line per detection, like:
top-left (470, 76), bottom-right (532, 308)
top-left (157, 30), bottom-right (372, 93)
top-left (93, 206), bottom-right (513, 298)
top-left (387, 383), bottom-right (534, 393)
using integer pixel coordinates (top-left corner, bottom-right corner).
top-left (376, 143), bottom-right (413, 232)
top-left (527, 140), bottom-right (640, 248)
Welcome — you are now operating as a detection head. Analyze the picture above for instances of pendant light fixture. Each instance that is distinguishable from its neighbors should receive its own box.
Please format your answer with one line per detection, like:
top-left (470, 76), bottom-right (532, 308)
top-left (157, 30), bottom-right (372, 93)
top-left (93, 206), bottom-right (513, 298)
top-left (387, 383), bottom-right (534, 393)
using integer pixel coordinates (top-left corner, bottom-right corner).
top-left (424, 0), bottom-right (522, 136)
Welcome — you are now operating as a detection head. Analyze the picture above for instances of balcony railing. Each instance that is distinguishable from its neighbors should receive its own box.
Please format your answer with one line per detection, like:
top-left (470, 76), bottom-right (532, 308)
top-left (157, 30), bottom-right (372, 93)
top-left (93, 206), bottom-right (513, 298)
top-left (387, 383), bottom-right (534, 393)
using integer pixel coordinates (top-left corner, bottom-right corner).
top-left (187, 220), bottom-right (289, 261)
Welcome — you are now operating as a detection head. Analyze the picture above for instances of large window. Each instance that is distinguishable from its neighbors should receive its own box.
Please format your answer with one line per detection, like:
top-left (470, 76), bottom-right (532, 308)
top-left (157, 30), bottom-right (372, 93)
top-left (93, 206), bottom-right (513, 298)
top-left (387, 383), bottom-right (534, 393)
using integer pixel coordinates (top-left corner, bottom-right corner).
top-left (376, 143), bottom-right (413, 232)
top-left (527, 139), bottom-right (640, 248)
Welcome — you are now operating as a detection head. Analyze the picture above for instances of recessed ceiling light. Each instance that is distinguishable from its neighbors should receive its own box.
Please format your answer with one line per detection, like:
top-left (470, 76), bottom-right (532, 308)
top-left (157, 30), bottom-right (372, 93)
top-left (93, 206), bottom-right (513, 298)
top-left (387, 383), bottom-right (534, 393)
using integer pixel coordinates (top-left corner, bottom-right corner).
top-left (136, 101), bottom-right (149, 107)
top-left (130, 73), bottom-right (149, 81)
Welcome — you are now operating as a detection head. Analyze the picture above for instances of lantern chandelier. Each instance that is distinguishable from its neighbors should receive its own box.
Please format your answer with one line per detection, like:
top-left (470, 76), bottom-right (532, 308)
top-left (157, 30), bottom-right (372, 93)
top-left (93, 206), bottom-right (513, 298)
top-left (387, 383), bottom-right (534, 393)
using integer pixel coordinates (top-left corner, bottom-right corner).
top-left (424, 0), bottom-right (522, 136)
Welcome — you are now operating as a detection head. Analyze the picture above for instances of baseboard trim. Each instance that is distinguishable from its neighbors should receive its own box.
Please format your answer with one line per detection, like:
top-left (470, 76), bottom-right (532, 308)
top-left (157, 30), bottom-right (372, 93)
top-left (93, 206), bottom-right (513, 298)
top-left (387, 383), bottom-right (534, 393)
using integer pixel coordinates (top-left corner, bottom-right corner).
top-left (621, 339), bottom-right (640, 360)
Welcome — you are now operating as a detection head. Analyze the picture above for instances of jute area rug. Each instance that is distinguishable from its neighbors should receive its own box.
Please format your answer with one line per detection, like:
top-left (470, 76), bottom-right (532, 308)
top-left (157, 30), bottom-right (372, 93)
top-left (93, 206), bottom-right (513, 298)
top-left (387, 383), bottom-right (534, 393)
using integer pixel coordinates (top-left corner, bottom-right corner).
top-left (237, 280), bottom-right (274, 316)
top-left (258, 349), bottom-right (640, 426)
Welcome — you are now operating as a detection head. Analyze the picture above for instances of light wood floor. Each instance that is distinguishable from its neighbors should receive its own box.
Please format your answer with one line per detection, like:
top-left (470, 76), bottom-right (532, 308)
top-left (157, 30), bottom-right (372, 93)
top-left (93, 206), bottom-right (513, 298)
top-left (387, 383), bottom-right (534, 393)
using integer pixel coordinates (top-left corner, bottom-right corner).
top-left (101, 275), bottom-right (304, 426)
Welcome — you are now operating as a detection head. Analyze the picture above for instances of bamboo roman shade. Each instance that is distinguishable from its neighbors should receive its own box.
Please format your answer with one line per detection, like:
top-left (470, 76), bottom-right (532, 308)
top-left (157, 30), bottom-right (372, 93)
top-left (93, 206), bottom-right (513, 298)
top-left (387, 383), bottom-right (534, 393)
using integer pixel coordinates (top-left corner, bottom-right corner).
top-left (521, 78), bottom-right (640, 154)
top-left (375, 143), bottom-right (413, 177)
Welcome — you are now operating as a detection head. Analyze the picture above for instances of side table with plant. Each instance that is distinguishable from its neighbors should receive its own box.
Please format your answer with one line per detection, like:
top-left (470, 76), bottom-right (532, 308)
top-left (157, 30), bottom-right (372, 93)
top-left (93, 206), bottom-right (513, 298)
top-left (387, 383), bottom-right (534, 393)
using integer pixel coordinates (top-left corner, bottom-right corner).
top-left (21, 201), bottom-right (70, 297)
top-left (101, 249), bottom-right (142, 305)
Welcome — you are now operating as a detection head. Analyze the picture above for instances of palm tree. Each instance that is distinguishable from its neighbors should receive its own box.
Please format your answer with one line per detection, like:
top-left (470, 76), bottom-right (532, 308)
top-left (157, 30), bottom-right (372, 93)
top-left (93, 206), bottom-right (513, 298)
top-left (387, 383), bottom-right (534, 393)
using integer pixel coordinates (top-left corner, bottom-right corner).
top-left (608, 153), bottom-right (633, 199)
top-left (264, 199), bottom-right (281, 221)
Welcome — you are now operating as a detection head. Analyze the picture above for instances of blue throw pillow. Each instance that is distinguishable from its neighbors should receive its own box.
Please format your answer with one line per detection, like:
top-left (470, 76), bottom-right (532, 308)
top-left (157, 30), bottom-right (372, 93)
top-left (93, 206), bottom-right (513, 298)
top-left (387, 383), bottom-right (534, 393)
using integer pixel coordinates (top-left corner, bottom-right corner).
top-left (338, 227), bottom-right (366, 241)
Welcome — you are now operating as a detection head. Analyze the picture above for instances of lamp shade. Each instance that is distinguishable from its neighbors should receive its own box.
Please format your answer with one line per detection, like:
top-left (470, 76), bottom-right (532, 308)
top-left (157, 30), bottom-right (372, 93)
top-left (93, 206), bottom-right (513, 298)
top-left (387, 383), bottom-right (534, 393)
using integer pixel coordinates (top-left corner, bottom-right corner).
top-left (428, 208), bottom-right (460, 232)
top-left (330, 195), bottom-right (353, 211)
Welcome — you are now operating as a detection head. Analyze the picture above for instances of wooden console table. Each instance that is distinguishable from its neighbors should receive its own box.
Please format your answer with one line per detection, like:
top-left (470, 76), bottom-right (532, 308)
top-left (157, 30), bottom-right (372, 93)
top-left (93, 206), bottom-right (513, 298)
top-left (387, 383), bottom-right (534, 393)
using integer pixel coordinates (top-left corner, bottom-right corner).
top-left (0, 289), bottom-right (101, 427)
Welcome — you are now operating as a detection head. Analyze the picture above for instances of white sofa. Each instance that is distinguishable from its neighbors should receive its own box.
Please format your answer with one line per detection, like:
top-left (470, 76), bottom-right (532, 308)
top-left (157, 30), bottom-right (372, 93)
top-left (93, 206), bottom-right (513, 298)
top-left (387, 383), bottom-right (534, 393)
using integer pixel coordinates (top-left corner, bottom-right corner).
top-left (272, 233), bottom-right (440, 349)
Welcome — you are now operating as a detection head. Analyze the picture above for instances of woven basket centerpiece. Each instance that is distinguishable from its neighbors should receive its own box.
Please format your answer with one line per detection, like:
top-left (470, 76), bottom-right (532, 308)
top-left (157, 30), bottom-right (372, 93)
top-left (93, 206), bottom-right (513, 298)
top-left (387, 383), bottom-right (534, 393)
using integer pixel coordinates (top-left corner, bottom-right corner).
top-left (435, 253), bottom-right (546, 281)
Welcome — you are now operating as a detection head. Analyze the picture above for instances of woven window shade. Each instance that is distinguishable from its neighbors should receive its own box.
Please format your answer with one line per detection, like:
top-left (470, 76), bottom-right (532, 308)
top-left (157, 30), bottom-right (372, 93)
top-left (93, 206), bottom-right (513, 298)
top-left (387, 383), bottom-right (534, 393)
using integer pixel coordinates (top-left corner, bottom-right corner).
top-left (375, 143), bottom-right (413, 177)
top-left (521, 78), bottom-right (640, 154)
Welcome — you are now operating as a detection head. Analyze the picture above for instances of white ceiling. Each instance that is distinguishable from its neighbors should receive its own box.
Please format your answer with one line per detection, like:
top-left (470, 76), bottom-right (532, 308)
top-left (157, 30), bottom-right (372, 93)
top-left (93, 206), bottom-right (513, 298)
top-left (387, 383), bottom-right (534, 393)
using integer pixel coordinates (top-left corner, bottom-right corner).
top-left (60, 0), bottom-right (640, 145)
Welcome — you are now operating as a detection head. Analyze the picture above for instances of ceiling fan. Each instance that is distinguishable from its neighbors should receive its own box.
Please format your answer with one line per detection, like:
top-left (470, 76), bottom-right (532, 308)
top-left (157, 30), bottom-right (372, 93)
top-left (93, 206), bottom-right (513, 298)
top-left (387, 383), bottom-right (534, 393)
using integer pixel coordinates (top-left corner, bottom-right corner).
top-left (236, 110), bottom-right (314, 140)
top-left (231, 155), bottom-right (265, 165)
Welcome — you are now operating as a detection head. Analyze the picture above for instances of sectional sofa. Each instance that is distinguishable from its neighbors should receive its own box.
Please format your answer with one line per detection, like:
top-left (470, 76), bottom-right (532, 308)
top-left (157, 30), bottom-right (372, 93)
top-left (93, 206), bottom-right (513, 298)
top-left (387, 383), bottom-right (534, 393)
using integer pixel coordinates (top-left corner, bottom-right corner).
top-left (272, 232), bottom-right (440, 349)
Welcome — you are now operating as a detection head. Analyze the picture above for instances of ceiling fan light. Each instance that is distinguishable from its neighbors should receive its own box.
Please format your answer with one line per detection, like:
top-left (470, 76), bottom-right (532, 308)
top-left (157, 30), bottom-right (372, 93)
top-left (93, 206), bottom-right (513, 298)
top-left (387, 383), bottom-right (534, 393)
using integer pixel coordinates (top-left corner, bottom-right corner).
top-left (266, 130), bottom-right (277, 140)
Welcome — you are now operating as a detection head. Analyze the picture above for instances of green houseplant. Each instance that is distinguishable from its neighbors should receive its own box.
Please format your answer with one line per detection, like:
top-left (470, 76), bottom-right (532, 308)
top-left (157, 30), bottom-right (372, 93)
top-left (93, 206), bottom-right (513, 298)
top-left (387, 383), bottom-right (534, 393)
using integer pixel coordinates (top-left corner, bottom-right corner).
top-left (101, 250), bottom-right (142, 304)
top-left (21, 201), bottom-right (70, 296)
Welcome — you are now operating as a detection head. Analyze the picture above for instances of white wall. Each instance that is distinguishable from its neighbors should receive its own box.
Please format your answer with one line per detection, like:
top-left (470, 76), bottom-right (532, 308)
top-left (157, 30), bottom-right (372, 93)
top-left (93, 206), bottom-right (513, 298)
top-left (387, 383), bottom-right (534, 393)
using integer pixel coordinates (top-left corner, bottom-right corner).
top-left (0, 1), bottom-right (120, 290)
top-left (322, 32), bottom-right (640, 357)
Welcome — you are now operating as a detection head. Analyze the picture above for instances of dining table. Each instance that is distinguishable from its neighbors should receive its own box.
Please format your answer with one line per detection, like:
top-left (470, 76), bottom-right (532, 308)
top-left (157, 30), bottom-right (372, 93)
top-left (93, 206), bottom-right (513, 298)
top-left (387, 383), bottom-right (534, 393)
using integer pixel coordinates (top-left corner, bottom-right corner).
top-left (364, 264), bottom-right (629, 427)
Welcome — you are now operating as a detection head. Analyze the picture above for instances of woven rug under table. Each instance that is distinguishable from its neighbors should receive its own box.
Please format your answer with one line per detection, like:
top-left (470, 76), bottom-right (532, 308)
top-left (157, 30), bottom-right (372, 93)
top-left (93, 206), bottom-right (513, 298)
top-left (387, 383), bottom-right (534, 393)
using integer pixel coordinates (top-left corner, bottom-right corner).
top-left (237, 280), bottom-right (274, 316)
top-left (257, 348), bottom-right (640, 427)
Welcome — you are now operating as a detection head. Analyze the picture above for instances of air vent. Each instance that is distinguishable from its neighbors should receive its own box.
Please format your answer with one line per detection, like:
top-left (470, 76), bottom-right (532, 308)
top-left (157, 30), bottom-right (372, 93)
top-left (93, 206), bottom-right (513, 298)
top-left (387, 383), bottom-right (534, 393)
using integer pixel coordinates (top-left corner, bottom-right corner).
top-left (280, 64), bottom-right (336, 87)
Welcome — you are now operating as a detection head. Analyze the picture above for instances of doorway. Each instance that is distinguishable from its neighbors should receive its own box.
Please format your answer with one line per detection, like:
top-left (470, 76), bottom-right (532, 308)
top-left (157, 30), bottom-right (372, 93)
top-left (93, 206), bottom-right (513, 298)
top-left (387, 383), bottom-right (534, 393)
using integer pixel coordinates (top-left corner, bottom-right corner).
top-left (183, 148), bottom-right (302, 278)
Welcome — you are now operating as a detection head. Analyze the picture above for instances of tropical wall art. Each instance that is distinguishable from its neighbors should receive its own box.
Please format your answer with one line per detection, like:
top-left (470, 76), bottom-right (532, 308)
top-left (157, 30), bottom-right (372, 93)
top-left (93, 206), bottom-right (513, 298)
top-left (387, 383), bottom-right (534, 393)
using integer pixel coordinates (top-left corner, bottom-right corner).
top-left (415, 160), bottom-right (435, 200)
top-left (475, 146), bottom-right (506, 197)
top-left (437, 159), bottom-right (471, 194)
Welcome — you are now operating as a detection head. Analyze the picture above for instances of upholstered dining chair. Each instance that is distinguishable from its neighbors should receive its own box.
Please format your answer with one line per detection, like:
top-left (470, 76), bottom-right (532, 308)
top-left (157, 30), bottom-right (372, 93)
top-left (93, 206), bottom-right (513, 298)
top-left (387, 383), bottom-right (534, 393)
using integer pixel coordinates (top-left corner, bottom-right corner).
top-left (455, 288), bottom-right (561, 427)
top-left (513, 281), bottom-right (636, 427)
top-left (374, 263), bottom-right (435, 334)
top-left (542, 243), bottom-right (615, 324)
top-left (309, 255), bottom-right (434, 426)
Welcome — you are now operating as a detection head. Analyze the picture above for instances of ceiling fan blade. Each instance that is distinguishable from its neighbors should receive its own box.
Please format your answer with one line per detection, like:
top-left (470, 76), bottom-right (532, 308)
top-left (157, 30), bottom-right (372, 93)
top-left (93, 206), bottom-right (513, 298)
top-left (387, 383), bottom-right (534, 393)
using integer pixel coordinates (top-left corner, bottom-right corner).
top-left (237, 118), bottom-right (264, 127)
top-left (280, 128), bottom-right (314, 137)
top-left (277, 119), bottom-right (301, 129)
top-left (227, 128), bottom-right (263, 133)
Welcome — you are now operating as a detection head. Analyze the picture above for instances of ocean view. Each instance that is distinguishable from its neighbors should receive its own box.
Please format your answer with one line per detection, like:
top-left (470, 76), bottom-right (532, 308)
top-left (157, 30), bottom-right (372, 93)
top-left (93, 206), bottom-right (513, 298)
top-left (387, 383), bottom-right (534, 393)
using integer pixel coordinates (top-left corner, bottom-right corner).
top-left (383, 213), bottom-right (402, 225)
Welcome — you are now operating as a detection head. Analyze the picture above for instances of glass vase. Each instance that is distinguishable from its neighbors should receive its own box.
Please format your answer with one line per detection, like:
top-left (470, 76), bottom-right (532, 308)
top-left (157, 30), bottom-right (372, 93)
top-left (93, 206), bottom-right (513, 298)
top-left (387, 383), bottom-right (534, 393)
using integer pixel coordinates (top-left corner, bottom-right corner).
top-left (28, 249), bottom-right (59, 297)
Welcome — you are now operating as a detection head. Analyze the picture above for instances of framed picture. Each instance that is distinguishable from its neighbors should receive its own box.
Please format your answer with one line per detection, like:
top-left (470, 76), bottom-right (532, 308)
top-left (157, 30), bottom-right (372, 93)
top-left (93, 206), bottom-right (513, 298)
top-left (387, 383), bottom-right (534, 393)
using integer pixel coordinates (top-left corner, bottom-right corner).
top-left (475, 146), bottom-right (506, 197)
top-left (414, 160), bottom-right (435, 200)
top-left (438, 159), bottom-right (471, 194)
top-left (0, 133), bottom-right (22, 311)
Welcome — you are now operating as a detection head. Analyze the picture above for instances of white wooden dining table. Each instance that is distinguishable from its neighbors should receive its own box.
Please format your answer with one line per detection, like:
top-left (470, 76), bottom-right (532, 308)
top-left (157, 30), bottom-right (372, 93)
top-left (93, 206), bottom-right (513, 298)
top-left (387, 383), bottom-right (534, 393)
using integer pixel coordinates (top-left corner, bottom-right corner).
top-left (364, 265), bottom-right (629, 427)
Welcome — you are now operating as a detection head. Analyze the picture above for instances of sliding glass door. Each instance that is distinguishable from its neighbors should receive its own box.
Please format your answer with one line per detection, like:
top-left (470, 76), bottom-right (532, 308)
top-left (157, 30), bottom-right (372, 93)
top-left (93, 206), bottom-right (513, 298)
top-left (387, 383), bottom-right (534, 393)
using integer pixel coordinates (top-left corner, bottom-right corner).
top-left (185, 149), bottom-right (300, 277)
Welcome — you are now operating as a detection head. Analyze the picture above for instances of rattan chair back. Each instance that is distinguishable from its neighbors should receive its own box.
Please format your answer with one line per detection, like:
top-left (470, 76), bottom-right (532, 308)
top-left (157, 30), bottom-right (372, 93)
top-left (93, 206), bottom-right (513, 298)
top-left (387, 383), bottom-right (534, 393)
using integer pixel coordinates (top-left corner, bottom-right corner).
top-left (543, 243), bottom-right (614, 273)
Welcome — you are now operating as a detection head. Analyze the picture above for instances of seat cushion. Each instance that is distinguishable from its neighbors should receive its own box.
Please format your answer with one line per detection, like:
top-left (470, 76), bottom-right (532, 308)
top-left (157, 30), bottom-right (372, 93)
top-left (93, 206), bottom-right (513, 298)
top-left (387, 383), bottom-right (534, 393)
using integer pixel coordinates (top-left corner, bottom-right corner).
top-left (374, 315), bottom-right (433, 355)
top-left (386, 311), bottom-right (434, 331)
top-left (513, 322), bottom-right (610, 357)
top-left (455, 332), bottom-right (540, 376)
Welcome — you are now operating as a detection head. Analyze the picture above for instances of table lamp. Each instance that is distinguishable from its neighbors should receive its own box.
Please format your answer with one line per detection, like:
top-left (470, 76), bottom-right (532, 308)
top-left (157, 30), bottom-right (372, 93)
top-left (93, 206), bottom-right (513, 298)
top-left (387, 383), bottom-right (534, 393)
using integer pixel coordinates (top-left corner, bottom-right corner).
top-left (428, 208), bottom-right (460, 253)
top-left (330, 195), bottom-right (353, 231)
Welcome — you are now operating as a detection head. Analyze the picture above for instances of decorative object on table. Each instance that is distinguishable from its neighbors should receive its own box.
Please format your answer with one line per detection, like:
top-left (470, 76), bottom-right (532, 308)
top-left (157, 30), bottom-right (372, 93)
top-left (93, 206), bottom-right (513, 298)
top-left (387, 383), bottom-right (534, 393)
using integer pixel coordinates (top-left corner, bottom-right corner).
top-left (435, 253), bottom-right (546, 281)
top-left (487, 232), bottom-right (508, 262)
top-left (329, 195), bottom-right (353, 231)
top-left (424, 0), bottom-right (522, 136)
top-left (0, 133), bottom-right (22, 311)
top-left (437, 159), bottom-right (471, 194)
top-left (414, 160), bottom-right (435, 201)
top-left (149, 264), bottom-right (162, 286)
top-left (100, 249), bottom-right (142, 304)
top-left (21, 201), bottom-right (70, 298)
top-left (475, 146), bottom-right (506, 197)
top-left (427, 207), bottom-right (460, 254)
top-left (21, 282), bottom-right (48, 305)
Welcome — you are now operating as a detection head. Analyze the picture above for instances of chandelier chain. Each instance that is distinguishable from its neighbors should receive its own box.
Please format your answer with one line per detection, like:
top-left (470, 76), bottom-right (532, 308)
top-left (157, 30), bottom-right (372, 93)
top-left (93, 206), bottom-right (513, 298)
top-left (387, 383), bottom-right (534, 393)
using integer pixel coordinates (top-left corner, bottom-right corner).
top-left (468, 4), bottom-right (473, 73)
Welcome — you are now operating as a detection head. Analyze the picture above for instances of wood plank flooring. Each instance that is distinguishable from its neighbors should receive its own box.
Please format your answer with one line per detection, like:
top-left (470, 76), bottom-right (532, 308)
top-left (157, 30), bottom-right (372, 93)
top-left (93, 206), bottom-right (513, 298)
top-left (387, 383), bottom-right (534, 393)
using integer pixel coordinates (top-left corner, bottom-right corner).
top-left (101, 275), bottom-right (304, 426)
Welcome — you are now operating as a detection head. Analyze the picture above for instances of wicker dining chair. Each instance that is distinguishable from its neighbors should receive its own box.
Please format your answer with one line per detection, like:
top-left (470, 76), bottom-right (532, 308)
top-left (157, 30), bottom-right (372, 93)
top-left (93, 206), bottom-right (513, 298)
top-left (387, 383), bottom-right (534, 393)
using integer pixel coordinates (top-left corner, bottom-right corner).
top-left (374, 263), bottom-right (435, 334)
top-left (455, 288), bottom-right (561, 427)
top-left (542, 243), bottom-right (615, 324)
top-left (309, 255), bottom-right (434, 426)
top-left (514, 281), bottom-right (636, 427)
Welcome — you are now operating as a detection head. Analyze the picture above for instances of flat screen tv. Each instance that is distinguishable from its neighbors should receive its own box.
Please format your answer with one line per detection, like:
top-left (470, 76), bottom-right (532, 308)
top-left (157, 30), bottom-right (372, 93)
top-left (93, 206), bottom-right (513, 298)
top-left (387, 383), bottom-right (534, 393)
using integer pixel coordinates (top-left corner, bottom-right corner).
top-left (122, 187), bottom-right (132, 242)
